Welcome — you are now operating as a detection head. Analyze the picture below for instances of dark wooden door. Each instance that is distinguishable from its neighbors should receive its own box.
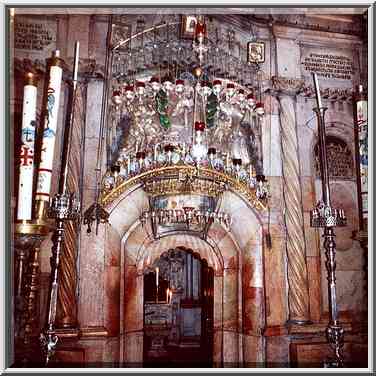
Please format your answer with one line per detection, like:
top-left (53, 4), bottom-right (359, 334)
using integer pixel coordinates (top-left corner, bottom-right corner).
top-left (201, 261), bottom-right (214, 363)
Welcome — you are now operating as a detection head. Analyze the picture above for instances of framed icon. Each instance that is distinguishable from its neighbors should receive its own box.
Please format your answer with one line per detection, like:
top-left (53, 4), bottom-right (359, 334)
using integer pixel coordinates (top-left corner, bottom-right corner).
top-left (247, 41), bottom-right (265, 64)
top-left (181, 15), bottom-right (198, 39)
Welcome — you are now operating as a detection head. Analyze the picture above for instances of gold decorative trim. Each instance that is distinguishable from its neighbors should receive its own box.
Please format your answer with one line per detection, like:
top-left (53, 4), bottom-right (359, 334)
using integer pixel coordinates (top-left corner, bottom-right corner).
top-left (14, 220), bottom-right (53, 236)
top-left (100, 165), bottom-right (267, 212)
top-left (53, 328), bottom-right (80, 339)
top-left (80, 326), bottom-right (109, 338)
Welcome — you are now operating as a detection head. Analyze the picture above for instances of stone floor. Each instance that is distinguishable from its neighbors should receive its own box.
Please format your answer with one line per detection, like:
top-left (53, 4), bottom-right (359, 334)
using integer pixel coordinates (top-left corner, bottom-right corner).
top-left (144, 344), bottom-right (213, 368)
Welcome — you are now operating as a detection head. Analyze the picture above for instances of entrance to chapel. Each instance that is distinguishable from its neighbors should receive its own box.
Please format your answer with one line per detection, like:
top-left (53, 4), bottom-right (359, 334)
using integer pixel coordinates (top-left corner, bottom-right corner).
top-left (143, 247), bottom-right (214, 366)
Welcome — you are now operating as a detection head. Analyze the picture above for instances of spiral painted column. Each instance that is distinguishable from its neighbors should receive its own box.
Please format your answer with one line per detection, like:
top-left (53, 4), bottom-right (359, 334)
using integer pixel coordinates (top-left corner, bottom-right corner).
top-left (277, 92), bottom-right (310, 323)
top-left (55, 85), bottom-right (85, 329)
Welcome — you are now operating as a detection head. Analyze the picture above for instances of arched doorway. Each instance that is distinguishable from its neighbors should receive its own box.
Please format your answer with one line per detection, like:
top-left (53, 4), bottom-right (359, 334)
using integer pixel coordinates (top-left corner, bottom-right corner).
top-left (104, 187), bottom-right (266, 366)
top-left (143, 247), bottom-right (214, 366)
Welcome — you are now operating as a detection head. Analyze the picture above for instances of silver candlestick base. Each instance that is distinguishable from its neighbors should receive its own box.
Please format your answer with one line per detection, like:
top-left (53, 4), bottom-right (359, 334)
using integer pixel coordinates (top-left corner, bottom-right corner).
top-left (39, 331), bottom-right (59, 365)
top-left (310, 201), bottom-right (346, 367)
top-left (323, 324), bottom-right (345, 367)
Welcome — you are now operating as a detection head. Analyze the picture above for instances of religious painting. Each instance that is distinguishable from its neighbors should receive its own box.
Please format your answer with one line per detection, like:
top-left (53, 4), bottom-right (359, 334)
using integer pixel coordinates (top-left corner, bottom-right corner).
top-left (181, 15), bottom-right (198, 39)
top-left (247, 41), bottom-right (265, 64)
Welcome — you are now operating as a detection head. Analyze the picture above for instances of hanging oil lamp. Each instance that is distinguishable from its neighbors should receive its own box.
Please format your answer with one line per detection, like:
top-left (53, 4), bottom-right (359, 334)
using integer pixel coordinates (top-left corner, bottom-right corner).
top-left (150, 76), bottom-right (161, 93)
top-left (255, 102), bottom-right (265, 116)
top-left (212, 80), bottom-right (222, 96)
top-left (175, 79), bottom-right (185, 95)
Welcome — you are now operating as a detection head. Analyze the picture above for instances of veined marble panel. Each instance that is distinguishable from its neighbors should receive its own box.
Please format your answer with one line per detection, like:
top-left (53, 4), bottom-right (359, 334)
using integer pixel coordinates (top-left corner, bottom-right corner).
top-left (276, 37), bottom-right (302, 78)
top-left (270, 114), bottom-right (282, 177)
top-left (85, 80), bottom-right (104, 139)
top-left (263, 236), bottom-right (288, 326)
top-left (223, 330), bottom-right (240, 365)
top-left (321, 269), bottom-right (366, 313)
top-left (123, 331), bottom-right (143, 364)
top-left (66, 15), bottom-right (90, 58)
top-left (78, 224), bottom-right (106, 327)
top-left (243, 334), bottom-right (265, 365)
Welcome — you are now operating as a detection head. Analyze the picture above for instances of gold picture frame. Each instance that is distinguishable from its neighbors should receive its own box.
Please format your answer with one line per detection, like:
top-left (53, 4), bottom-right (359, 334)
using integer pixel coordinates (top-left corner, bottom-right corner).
top-left (247, 41), bottom-right (265, 64)
top-left (181, 15), bottom-right (198, 39)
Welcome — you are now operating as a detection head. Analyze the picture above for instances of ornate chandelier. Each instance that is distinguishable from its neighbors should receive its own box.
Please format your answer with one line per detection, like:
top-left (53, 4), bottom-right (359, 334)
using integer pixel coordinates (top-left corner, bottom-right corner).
top-left (85, 15), bottom-right (270, 236)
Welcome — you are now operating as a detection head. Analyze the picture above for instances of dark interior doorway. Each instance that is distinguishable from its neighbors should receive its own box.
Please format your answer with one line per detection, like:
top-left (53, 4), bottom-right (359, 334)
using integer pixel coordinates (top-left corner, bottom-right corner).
top-left (143, 247), bottom-right (214, 367)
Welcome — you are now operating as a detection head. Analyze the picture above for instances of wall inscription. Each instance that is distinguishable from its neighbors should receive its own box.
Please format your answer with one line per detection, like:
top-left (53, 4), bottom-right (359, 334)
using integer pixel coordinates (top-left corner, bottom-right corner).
top-left (302, 53), bottom-right (354, 80)
top-left (14, 17), bottom-right (57, 60)
top-left (15, 21), bottom-right (56, 51)
top-left (300, 47), bottom-right (355, 83)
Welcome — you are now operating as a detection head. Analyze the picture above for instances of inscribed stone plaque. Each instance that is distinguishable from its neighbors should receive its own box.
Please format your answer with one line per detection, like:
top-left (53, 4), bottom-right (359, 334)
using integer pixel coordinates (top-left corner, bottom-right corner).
top-left (300, 46), bottom-right (355, 87)
top-left (14, 16), bottom-right (57, 60)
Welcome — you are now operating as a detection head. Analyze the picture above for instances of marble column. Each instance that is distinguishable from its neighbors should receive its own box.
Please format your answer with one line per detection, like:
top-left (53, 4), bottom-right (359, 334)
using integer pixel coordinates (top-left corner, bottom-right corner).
top-left (273, 77), bottom-right (310, 323)
top-left (56, 84), bottom-right (86, 329)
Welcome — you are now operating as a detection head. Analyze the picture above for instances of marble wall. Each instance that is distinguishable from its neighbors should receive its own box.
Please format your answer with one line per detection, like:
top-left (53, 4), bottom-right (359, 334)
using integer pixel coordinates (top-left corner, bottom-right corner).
top-left (11, 10), bottom-right (368, 367)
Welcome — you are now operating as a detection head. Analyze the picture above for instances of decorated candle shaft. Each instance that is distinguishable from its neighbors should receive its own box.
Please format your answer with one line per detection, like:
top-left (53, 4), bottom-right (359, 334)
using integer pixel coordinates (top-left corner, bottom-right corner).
top-left (17, 73), bottom-right (38, 220)
top-left (35, 50), bottom-right (64, 208)
top-left (355, 85), bottom-right (368, 226)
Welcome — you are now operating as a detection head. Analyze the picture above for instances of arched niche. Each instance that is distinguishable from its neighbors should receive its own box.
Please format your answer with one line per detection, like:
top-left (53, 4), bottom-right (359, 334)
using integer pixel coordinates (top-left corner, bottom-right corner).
top-left (100, 184), bottom-right (266, 366)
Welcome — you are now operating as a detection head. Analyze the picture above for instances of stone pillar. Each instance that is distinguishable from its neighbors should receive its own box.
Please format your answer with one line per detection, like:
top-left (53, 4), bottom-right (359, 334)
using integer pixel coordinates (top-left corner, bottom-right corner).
top-left (242, 247), bottom-right (265, 366)
top-left (77, 79), bottom-right (106, 331)
top-left (213, 273), bottom-right (223, 367)
top-left (123, 264), bottom-right (144, 364)
top-left (222, 266), bottom-right (239, 365)
top-left (273, 77), bottom-right (310, 323)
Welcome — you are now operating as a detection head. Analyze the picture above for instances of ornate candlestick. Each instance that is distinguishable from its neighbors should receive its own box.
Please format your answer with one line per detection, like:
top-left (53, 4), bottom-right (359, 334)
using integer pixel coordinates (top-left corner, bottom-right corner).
top-left (39, 41), bottom-right (81, 365)
top-left (13, 71), bottom-right (54, 363)
top-left (310, 73), bottom-right (347, 367)
top-left (14, 224), bottom-right (51, 346)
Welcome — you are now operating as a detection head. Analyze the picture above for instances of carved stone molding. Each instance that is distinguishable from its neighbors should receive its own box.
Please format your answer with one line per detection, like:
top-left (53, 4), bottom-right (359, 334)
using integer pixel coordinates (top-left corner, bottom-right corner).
top-left (300, 86), bottom-right (354, 102)
top-left (271, 76), bottom-right (305, 95)
top-left (270, 76), bottom-right (356, 102)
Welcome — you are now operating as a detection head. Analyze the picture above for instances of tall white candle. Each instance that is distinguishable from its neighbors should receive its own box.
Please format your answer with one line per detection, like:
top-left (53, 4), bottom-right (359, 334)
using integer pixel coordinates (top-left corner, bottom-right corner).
top-left (312, 73), bottom-right (323, 109)
top-left (127, 157), bottom-right (131, 174)
top-left (17, 73), bottom-right (37, 220)
top-left (156, 267), bottom-right (159, 287)
top-left (154, 144), bottom-right (158, 161)
top-left (35, 50), bottom-right (63, 202)
top-left (182, 142), bottom-right (186, 156)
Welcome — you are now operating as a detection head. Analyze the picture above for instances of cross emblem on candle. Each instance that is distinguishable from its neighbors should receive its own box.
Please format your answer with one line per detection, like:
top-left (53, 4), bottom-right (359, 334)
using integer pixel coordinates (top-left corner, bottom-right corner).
top-left (20, 146), bottom-right (34, 166)
top-left (22, 127), bottom-right (35, 143)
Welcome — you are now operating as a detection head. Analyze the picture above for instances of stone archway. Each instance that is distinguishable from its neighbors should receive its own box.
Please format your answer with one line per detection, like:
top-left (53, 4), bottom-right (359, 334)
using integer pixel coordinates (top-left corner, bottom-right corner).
top-left (103, 186), bottom-right (265, 366)
top-left (119, 223), bottom-right (239, 366)
top-left (97, 185), bottom-right (266, 366)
